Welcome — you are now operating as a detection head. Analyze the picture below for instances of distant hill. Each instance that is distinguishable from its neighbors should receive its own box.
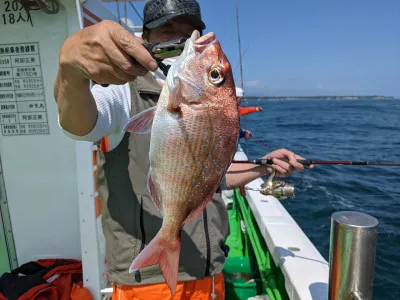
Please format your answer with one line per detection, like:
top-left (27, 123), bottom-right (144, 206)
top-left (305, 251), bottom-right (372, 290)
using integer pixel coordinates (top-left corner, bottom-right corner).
top-left (245, 95), bottom-right (395, 101)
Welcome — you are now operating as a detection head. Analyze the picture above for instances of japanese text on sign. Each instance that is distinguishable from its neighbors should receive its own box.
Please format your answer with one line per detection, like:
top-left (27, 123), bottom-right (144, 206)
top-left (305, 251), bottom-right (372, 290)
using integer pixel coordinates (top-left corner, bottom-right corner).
top-left (0, 42), bottom-right (49, 136)
top-left (1, 0), bottom-right (32, 27)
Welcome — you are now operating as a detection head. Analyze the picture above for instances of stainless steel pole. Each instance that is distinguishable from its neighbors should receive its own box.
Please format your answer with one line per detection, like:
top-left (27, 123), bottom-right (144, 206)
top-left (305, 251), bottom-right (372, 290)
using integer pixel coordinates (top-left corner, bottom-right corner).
top-left (328, 211), bottom-right (378, 300)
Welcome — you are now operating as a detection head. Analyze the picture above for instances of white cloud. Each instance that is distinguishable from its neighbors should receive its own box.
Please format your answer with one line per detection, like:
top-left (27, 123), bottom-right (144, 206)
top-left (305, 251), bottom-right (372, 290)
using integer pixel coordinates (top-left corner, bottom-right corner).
top-left (120, 17), bottom-right (135, 28)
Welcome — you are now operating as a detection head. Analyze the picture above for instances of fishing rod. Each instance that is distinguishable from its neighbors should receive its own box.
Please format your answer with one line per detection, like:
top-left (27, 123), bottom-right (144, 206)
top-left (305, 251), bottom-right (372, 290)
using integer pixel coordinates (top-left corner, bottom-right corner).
top-left (232, 158), bottom-right (400, 201)
top-left (232, 158), bottom-right (400, 167)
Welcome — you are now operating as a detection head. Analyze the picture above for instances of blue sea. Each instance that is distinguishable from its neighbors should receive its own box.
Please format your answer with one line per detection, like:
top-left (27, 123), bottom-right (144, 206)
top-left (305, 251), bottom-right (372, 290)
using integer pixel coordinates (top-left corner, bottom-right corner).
top-left (241, 99), bottom-right (400, 299)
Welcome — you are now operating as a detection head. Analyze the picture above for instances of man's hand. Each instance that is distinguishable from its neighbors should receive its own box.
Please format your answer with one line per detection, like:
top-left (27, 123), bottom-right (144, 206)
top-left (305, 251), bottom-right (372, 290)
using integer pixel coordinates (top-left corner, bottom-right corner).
top-left (58, 20), bottom-right (158, 85)
top-left (55, 20), bottom-right (160, 136)
top-left (263, 149), bottom-right (313, 178)
top-left (243, 129), bottom-right (252, 140)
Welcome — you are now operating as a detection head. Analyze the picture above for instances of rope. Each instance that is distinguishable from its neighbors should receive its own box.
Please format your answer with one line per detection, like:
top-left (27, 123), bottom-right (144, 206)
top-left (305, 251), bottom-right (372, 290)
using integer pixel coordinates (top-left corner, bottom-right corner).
top-left (211, 276), bottom-right (216, 299)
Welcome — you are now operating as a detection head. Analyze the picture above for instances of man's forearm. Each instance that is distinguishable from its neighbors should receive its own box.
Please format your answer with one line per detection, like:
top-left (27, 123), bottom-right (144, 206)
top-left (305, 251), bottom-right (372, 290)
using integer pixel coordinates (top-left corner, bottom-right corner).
top-left (54, 66), bottom-right (98, 136)
top-left (225, 163), bottom-right (269, 189)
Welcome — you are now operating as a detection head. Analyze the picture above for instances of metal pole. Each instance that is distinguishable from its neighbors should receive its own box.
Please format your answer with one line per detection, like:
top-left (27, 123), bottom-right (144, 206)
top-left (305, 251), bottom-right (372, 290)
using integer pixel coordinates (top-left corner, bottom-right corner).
top-left (124, 0), bottom-right (127, 25)
top-left (328, 211), bottom-right (379, 300)
top-left (128, 1), bottom-right (144, 22)
top-left (235, 0), bottom-right (244, 91)
top-left (234, 0), bottom-right (248, 157)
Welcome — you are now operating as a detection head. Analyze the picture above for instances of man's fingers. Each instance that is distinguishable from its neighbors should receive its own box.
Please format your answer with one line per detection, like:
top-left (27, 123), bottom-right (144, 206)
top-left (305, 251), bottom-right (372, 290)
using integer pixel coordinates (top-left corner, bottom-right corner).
top-left (279, 150), bottom-right (304, 171)
top-left (264, 150), bottom-right (310, 172)
top-left (88, 63), bottom-right (128, 85)
top-left (105, 44), bottom-right (149, 77)
top-left (290, 158), bottom-right (305, 171)
top-left (293, 154), bottom-right (314, 169)
top-left (295, 155), bottom-right (314, 168)
top-left (111, 64), bottom-right (139, 83)
top-left (275, 149), bottom-right (304, 171)
top-left (272, 158), bottom-right (292, 173)
top-left (272, 164), bottom-right (287, 176)
top-left (110, 25), bottom-right (158, 72)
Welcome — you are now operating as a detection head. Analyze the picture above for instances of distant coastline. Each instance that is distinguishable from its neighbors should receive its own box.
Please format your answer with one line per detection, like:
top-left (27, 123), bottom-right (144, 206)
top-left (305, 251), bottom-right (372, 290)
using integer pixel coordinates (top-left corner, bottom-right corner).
top-left (245, 95), bottom-right (396, 101)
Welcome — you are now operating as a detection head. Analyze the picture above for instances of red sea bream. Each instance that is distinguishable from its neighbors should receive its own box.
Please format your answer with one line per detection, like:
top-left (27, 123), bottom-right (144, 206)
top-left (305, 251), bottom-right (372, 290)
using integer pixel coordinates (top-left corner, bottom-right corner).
top-left (123, 30), bottom-right (240, 296)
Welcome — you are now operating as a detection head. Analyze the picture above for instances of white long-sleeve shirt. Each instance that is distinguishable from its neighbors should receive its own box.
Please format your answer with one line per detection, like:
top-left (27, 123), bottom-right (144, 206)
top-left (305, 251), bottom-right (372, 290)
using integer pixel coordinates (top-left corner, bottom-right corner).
top-left (59, 83), bottom-right (132, 151)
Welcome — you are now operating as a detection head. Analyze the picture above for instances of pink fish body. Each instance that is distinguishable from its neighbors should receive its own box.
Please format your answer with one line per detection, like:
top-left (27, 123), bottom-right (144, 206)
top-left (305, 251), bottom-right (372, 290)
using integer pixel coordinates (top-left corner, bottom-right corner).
top-left (124, 30), bottom-right (240, 296)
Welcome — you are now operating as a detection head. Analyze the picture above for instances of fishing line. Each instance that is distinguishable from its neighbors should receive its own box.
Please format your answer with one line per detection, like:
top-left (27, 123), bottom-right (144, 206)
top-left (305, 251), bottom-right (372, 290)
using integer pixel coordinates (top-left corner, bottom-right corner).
top-left (249, 136), bottom-right (270, 149)
top-left (232, 45), bottom-right (250, 76)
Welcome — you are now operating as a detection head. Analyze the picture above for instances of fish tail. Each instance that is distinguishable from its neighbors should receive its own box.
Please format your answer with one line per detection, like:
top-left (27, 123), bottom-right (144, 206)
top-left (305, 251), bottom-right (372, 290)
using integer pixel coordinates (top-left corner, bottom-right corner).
top-left (128, 231), bottom-right (181, 296)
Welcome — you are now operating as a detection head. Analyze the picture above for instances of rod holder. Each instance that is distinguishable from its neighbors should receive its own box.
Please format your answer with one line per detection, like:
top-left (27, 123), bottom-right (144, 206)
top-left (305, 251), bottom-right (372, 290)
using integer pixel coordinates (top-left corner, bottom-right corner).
top-left (328, 211), bottom-right (378, 300)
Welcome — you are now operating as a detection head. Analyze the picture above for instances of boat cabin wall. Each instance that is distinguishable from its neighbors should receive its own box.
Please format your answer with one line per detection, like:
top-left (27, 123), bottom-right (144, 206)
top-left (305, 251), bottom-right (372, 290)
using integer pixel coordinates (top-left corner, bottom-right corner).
top-left (0, 0), bottom-right (87, 271)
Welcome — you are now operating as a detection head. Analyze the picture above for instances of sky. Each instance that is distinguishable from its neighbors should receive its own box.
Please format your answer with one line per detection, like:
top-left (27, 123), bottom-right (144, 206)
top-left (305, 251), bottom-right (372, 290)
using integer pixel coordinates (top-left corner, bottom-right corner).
top-left (104, 0), bottom-right (400, 97)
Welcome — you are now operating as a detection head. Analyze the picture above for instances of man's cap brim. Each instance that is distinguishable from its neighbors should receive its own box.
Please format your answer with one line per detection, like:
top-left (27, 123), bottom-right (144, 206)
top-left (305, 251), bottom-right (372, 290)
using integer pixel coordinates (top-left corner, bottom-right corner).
top-left (145, 13), bottom-right (206, 30)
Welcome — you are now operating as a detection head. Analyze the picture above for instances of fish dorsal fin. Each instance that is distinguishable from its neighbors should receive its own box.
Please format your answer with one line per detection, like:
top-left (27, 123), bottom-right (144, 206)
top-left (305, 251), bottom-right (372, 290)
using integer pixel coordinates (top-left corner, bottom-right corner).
top-left (124, 106), bottom-right (157, 134)
top-left (147, 172), bottom-right (163, 215)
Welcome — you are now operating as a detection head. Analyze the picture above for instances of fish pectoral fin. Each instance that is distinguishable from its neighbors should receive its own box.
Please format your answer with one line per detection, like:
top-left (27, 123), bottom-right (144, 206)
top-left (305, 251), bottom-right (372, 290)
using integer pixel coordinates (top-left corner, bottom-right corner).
top-left (147, 172), bottom-right (163, 215)
top-left (123, 106), bottom-right (156, 134)
top-left (129, 232), bottom-right (181, 296)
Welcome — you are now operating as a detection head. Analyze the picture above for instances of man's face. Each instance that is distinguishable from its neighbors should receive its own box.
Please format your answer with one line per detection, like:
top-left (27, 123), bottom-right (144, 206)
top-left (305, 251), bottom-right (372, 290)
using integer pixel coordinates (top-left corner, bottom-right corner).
top-left (146, 16), bottom-right (201, 43)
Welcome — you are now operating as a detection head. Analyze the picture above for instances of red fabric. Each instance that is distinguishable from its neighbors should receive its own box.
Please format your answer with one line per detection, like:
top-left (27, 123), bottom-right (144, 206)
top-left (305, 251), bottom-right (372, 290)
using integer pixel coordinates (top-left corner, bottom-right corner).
top-left (20, 283), bottom-right (59, 300)
top-left (239, 185), bottom-right (246, 197)
top-left (36, 259), bottom-right (82, 281)
top-left (238, 106), bottom-right (263, 116)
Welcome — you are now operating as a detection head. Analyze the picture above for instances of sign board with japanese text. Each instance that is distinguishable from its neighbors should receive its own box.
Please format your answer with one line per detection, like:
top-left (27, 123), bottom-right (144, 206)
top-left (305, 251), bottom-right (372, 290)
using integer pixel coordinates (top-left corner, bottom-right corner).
top-left (0, 42), bottom-right (49, 135)
top-left (0, 0), bottom-right (32, 27)
top-left (0, 0), bottom-right (83, 281)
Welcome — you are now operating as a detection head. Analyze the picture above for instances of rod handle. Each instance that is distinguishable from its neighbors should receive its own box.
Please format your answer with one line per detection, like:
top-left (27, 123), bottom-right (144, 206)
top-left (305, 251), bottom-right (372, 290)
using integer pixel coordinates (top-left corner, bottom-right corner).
top-left (251, 158), bottom-right (313, 166)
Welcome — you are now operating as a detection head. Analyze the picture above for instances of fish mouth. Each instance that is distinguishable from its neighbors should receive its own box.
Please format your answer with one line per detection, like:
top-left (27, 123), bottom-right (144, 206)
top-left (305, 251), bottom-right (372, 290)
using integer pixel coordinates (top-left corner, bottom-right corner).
top-left (195, 32), bottom-right (216, 44)
top-left (194, 32), bottom-right (216, 51)
top-left (167, 30), bottom-right (208, 101)
top-left (167, 31), bottom-right (217, 101)
top-left (186, 31), bottom-right (217, 53)
top-left (189, 30), bottom-right (201, 43)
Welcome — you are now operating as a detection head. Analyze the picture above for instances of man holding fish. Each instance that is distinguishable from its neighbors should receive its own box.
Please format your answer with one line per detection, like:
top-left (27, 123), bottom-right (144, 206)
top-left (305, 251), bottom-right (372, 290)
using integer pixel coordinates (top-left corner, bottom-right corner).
top-left (54, 0), bottom-right (307, 299)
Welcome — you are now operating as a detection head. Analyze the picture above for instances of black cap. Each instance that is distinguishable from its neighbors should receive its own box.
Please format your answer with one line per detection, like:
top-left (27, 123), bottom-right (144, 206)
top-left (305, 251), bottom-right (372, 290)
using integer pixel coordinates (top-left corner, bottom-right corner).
top-left (143, 0), bottom-right (206, 30)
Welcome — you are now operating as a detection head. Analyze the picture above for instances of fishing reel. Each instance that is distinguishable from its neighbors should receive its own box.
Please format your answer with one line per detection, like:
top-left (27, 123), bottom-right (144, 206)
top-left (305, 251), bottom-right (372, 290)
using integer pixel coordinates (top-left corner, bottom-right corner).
top-left (247, 170), bottom-right (295, 201)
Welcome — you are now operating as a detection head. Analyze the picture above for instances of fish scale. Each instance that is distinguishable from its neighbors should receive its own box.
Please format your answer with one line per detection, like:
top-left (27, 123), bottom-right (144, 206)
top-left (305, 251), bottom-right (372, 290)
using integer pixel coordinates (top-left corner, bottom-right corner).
top-left (123, 30), bottom-right (239, 296)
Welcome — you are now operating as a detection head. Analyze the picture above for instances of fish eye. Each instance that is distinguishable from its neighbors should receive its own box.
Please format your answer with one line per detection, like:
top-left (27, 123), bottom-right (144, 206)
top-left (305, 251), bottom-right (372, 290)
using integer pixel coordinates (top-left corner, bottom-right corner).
top-left (211, 70), bottom-right (219, 79)
top-left (208, 65), bottom-right (225, 85)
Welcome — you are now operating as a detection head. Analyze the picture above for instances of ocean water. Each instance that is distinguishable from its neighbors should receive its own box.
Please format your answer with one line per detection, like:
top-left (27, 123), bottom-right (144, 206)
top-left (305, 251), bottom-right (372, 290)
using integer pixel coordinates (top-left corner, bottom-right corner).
top-left (241, 99), bottom-right (400, 299)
